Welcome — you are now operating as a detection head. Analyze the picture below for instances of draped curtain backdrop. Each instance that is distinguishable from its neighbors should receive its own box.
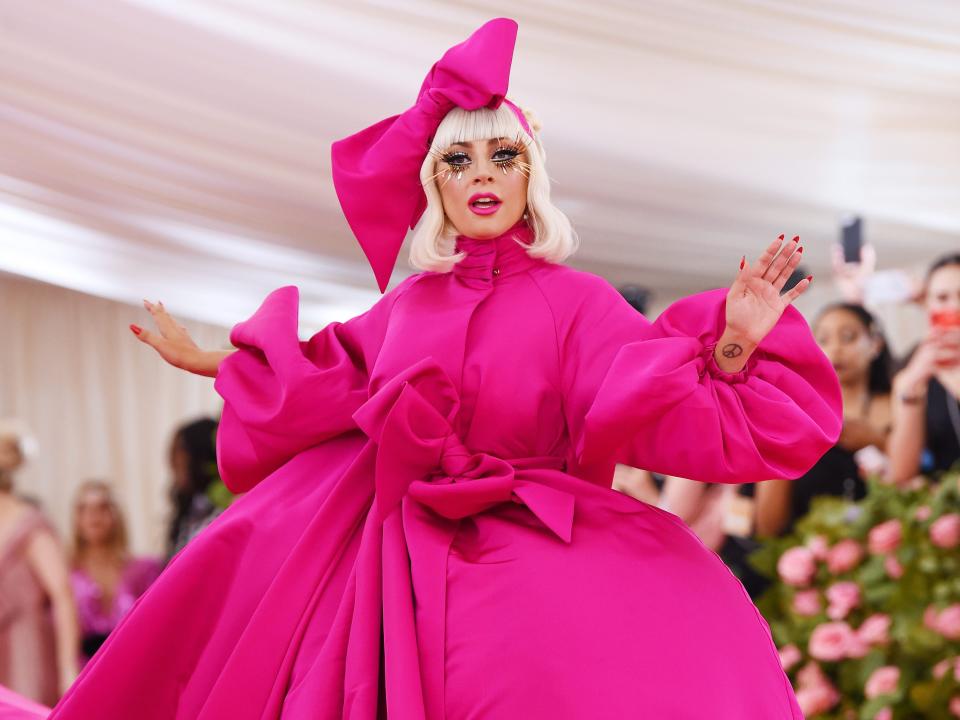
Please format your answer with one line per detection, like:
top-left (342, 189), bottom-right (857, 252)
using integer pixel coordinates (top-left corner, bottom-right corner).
top-left (0, 274), bottom-right (228, 555)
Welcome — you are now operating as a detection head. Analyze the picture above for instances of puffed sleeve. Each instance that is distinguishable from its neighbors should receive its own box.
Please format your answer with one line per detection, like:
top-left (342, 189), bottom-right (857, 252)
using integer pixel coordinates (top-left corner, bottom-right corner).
top-left (213, 278), bottom-right (415, 493)
top-left (565, 281), bottom-right (842, 484)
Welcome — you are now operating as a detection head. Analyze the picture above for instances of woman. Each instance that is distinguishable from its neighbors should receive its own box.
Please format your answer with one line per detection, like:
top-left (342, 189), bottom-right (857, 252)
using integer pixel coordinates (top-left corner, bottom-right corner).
top-left (756, 303), bottom-right (893, 536)
top-left (166, 418), bottom-right (222, 559)
top-left (69, 481), bottom-right (162, 667)
top-left (39, 19), bottom-right (839, 719)
top-left (888, 253), bottom-right (960, 483)
top-left (0, 424), bottom-right (78, 706)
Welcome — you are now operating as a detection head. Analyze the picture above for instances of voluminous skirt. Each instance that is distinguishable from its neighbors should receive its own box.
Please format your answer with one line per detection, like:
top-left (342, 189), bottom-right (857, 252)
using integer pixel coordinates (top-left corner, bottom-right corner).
top-left (39, 434), bottom-right (800, 719)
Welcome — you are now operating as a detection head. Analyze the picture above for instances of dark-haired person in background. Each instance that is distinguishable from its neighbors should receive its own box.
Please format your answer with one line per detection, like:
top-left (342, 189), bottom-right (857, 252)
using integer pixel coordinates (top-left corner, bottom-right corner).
top-left (756, 303), bottom-right (893, 536)
top-left (889, 253), bottom-right (960, 483)
top-left (167, 418), bottom-right (221, 559)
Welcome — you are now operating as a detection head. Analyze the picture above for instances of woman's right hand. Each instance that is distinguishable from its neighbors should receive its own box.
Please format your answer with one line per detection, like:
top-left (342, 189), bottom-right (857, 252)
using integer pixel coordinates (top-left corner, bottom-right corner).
top-left (130, 300), bottom-right (228, 377)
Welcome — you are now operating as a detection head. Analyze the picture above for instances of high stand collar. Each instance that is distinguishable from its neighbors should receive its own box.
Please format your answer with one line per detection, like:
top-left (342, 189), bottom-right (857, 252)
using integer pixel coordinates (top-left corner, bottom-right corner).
top-left (453, 221), bottom-right (539, 287)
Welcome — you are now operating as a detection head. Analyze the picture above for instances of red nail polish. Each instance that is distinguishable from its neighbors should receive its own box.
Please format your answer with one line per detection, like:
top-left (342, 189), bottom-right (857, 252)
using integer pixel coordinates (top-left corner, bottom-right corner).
top-left (797, 246), bottom-right (804, 253)
top-left (130, 324), bottom-right (142, 335)
top-left (806, 275), bottom-right (813, 282)
top-left (792, 235), bottom-right (800, 242)
top-left (778, 234), bottom-right (785, 241)
top-left (740, 255), bottom-right (745, 270)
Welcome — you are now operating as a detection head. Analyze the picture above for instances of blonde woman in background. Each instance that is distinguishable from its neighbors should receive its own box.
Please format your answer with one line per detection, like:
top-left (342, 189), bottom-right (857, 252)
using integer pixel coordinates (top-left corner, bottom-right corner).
top-left (69, 481), bottom-right (162, 667)
top-left (0, 422), bottom-right (78, 704)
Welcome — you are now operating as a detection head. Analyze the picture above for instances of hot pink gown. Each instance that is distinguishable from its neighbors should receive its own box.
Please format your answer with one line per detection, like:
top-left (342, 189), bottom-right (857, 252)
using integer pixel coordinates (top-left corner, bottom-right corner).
top-left (22, 226), bottom-right (840, 718)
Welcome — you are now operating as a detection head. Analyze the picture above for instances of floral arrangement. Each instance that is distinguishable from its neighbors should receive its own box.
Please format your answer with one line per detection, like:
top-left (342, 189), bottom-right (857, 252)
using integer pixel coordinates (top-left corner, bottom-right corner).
top-left (749, 473), bottom-right (960, 719)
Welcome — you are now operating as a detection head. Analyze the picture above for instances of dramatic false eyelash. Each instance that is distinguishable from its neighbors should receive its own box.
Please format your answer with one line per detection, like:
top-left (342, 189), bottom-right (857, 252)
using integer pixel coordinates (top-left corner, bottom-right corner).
top-left (425, 137), bottom-right (530, 184)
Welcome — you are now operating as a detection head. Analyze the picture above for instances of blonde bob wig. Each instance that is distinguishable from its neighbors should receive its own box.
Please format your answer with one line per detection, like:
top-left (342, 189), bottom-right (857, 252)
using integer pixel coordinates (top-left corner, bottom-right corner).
top-left (409, 104), bottom-right (578, 273)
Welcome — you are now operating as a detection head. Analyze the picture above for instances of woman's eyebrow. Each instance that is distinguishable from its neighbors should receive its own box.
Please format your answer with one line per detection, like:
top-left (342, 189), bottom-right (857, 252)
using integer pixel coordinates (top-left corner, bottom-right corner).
top-left (447, 138), bottom-right (510, 150)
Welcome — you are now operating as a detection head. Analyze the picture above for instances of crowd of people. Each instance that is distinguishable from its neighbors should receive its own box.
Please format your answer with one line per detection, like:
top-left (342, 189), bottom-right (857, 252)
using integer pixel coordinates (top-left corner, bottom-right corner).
top-left (0, 418), bottom-right (221, 705)
top-left (2, 250), bottom-right (959, 708)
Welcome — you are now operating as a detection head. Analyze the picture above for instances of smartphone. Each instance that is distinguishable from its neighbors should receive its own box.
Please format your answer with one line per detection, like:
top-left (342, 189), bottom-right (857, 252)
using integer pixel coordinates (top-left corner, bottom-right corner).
top-left (783, 266), bottom-right (808, 293)
top-left (841, 216), bottom-right (863, 263)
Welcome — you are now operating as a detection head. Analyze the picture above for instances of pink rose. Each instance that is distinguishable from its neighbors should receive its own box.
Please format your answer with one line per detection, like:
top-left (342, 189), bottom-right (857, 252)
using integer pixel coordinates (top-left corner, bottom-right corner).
top-left (845, 631), bottom-right (870, 659)
top-left (927, 605), bottom-right (943, 631)
top-left (794, 663), bottom-right (840, 715)
top-left (792, 589), bottom-right (823, 617)
top-left (796, 660), bottom-right (828, 688)
top-left (778, 644), bottom-right (802, 671)
top-left (915, 505), bottom-right (933, 522)
top-left (933, 656), bottom-right (960, 680)
top-left (868, 519), bottom-right (902, 555)
top-left (951, 696), bottom-right (960, 718)
top-left (827, 539), bottom-right (864, 574)
top-left (932, 513), bottom-right (960, 549)
top-left (795, 684), bottom-right (840, 716)
top-left (873, 708), bottom-right (892, 720)
top-left (807, 535), bottom-right (829, 561)
top-left (938, 604), bottom-right (960, 640)
top-left (778, 546), bottom-right (817, 587)
top-left (809, 622), bottom-right (854, 662)
top-left (884, 555), bottom-right (904, 579)
top-left (826, 581), bottom-right (861, 620)
top-left (865, 666), bottom-right (900, 699)
top-left (858, 614), bottom-right (891, 646)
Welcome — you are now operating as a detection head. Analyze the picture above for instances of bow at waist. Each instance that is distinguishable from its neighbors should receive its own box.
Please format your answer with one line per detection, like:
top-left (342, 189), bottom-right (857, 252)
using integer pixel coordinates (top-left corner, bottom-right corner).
top-left (353, 358), bottom-right (574, 543)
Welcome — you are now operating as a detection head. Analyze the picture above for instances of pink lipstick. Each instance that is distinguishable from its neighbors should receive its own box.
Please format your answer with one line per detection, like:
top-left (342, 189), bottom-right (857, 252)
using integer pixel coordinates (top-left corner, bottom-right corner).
top-left (468, 192), bottom-right (502, 216)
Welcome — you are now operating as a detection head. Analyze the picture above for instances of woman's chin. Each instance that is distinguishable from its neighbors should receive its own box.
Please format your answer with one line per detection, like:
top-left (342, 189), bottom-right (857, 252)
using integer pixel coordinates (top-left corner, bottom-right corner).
top-left (451, 215), bottom-right (521, 240)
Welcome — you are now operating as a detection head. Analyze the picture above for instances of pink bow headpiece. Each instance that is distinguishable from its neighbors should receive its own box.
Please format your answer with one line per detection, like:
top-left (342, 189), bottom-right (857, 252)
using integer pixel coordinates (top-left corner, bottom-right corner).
top-left (331, 18), bottom-right (531, 292)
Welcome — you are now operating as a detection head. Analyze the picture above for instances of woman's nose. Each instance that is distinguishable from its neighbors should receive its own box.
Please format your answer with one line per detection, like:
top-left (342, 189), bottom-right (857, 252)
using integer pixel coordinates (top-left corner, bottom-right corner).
top-left (471, 170), bottom-right (494, 184)
top-left (470, 156), bottom-right (496, 183)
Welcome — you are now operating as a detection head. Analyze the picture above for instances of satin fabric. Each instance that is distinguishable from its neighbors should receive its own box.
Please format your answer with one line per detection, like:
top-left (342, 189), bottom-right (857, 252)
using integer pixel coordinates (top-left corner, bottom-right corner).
top-left (37, 223), bottom-right (840, 719)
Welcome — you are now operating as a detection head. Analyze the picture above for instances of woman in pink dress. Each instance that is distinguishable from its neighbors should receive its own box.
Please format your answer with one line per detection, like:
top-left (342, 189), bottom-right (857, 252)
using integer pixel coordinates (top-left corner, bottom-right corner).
top-left (68, 481), bottom-right (162, 668)
top-left (0, 426), bottom-right (78, 710)
top-left (5, 18), bottom-right (841, 719)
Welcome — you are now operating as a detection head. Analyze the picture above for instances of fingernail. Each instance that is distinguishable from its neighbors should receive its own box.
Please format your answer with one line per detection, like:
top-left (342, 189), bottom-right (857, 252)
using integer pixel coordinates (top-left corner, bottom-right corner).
top-left (778, 234), bottom-right (785, 241)
top-left (130, 324), bottom-right (142, 335)
top-left (793, 235), bottom-right (800, 242)
top-left (797, 246), bottom-right (804, 254)
top-left (740, 255), bottom-right (745, 270)
top-left (806, 275), bottom-right (813, 282)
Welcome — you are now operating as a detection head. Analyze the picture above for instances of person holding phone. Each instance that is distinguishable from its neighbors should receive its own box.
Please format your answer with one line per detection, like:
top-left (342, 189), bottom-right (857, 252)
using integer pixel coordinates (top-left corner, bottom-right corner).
top-left (889, 253), bottom-right (960, 483)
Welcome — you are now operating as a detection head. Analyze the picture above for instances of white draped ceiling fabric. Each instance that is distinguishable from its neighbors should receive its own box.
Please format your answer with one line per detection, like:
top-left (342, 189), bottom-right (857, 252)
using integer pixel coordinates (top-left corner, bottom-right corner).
top-left (1, 0), bottom-right (958, 330)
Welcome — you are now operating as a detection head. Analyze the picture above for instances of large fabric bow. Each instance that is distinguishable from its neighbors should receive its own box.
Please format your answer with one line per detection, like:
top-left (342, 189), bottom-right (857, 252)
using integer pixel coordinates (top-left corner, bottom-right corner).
top-left (331, 18), bottom-right (531, 293)
top-left (352, 358), bottom-right (575, 542)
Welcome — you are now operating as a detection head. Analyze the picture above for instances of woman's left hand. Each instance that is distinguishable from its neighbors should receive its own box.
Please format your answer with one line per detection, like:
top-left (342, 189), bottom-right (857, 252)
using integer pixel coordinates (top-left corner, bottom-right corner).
top-left (714, 235), bottom-right (810, 372)
top-left (727, 235), bottom-right (809, 346)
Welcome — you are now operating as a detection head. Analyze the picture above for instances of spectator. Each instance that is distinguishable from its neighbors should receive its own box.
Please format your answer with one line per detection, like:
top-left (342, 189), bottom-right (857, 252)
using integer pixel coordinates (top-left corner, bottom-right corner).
top-left (889, 253), bottom-right (960, 482)
top-left (756, 303), bottom-right (892, 536)
top-left (167, 418), bottom-right (221, 559)
top-left (0, 421), bottom-right (79, 704)
top-left (69, 480), bottom-right (162, 667)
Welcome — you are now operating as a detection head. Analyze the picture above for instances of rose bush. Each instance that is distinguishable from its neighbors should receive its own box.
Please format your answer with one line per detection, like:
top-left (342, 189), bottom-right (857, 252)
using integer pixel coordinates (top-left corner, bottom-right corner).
top-left (750, 473), bottom-right (960, 719)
